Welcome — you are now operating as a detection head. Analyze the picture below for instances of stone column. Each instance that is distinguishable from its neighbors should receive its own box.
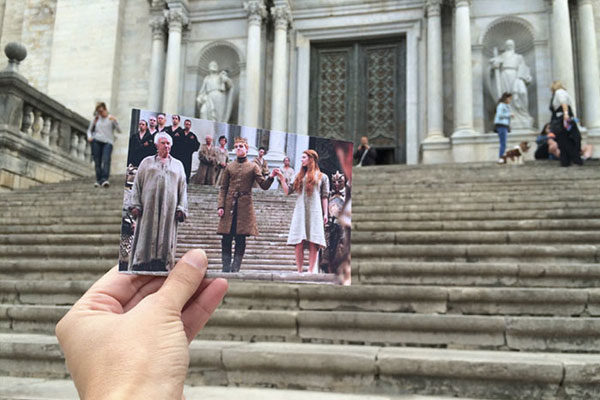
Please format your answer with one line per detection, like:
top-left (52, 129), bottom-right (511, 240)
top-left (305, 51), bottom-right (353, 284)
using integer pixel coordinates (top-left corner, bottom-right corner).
top-left (577, 0), bottom-right (600, 134)
top-left (149, 16), bottom-right (166, 112)
top-left (452, 0), bottom-right (474, 137)
top-left (162, 8), bottom-right (188, 113)
top-left (243, 0), bottom-right (267, 129)
top-left (268, 5), bottom-right (292, 158)
top-left (551, 0), bottom-right (577, 112)
top-left (423, 0), bottom-right (445, 142)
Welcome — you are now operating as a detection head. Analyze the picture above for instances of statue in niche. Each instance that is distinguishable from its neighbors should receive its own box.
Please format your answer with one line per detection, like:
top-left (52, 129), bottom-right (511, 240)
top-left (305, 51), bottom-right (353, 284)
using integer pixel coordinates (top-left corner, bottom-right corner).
top-left (489, 39), bottom-right (534, 129)
top-left (196, 61), bottom-right (234, 123)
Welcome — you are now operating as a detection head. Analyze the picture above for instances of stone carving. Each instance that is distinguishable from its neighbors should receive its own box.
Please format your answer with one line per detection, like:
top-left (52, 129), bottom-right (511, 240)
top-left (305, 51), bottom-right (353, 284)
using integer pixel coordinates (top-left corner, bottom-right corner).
top-left (489, 39), bottom-right (534, 129)
top-left (272, 5), bottom-right (292, 30)
top-left (244, 0), bottom-right (267, 24)
top-left (149, 16), bottom-right (166, 40)
top-left (196, 61), bottom-right (234, 122)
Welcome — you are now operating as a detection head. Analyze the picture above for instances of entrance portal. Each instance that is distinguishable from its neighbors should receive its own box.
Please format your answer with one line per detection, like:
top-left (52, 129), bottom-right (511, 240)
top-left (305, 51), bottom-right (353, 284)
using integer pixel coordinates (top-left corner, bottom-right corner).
top-left (309, 37), bottom-right (407, 164)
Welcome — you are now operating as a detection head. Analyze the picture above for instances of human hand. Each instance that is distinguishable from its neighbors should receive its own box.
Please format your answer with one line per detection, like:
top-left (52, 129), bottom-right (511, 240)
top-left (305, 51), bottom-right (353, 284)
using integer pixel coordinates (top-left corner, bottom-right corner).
top-left (175, 210), bottom-right (185, 223)
top-left (324, 215), bottom-right (328, 225)
top-left (131, 208), bottom-right (141, 220)
top-left (109, 115), bottom-right (117, 122)
top-left (55, 250), bottom-right (228, 400)
top-left (87, 137), bottom-right (93, 143)
top-left (218, 208), bottom-right (224, 217)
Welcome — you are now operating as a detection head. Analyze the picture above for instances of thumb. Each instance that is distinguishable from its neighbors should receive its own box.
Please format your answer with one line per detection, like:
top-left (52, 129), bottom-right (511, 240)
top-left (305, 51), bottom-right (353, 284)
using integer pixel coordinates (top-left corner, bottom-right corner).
top-left (157, 249), bottom-right (208, 311)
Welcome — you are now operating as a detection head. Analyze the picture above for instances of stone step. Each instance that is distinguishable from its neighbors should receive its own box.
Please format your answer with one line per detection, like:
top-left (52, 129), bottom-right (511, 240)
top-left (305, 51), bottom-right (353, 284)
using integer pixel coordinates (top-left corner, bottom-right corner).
top-left (2, 305), bottom-right (599, 352)
top-left (352, 219), bottom-right (600, 231)
top-left (352, 208), bottom-right (600, 222)
top-left (0, 224), bottom-right (120, 235)
top-left (1, 376), bottom-right (475, 400)
top-left (352, 244), bottom-right (600, 263)
top-left (352, 231), bottom-right (600, 245)
top-left (356, 261), bottom-right (600, 288)
top-left (354, 194), bottom-right (600, 207)
top-left (2, 280), bottom-right (597, 317)
top-left (353, 200), bottom-right (600, 213)
top-left (1, 333), bottom-right (598, 398)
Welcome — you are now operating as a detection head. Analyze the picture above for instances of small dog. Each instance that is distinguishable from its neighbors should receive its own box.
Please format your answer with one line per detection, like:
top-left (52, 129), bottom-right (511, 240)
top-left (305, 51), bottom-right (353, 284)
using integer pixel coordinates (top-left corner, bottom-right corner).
top-left (499, 141), bottom-right (530, 165)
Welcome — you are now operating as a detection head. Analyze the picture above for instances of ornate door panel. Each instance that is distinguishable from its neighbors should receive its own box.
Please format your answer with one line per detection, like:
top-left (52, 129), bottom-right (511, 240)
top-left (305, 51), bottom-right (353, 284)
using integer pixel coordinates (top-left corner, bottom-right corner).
top-left (309, 37), bottom-right (406, 164)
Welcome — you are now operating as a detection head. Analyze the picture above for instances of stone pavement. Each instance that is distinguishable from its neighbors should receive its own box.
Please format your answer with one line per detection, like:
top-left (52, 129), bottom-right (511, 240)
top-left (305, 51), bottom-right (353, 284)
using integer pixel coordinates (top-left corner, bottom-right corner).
top-left (1, 161), bottom-right (599, 399)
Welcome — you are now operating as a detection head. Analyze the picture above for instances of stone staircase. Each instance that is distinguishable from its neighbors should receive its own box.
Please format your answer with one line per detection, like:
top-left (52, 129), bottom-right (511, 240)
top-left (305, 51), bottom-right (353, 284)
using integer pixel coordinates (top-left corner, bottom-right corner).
top-left (1, 161), bottom-right (600, 399)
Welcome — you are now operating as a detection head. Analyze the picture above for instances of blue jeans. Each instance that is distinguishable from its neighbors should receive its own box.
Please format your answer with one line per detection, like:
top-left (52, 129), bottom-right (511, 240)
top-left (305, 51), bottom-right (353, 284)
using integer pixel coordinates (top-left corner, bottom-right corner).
top-left (496, 126), bottom-right (508, 158)
top-left (91, 140), bottom-right (113, 183)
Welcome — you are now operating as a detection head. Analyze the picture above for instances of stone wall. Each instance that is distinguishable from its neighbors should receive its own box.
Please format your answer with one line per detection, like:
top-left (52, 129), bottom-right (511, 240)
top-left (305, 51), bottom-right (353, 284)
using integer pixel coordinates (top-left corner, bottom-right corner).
top-left (20, 0), bottom-right (57, 92)
top-left (47, 0), bottom-right (124, 118)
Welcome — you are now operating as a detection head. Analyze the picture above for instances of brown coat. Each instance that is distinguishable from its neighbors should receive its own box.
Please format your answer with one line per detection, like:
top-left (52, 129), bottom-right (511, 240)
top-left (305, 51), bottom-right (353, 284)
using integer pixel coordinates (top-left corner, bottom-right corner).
top-left (217, 157), bottom-right (274, 236)
top-left (191, 143), bottom-right (216, 185)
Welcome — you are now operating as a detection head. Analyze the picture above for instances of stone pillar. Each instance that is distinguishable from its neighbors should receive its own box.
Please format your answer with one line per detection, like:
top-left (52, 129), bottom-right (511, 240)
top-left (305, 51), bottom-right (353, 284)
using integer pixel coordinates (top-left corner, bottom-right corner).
top-left (243, 0), bottom-right (267, 129)
top-left (268, 5), bottom-right (291, 158)
top-left (149, 16), bottom-right (166, 112)
top-left (551, 0), bottom-right (577, 112)
top-left (423, 0), bottom-right (445, 142)
top-left (577, 0), bottom-right (600, 134)
top-left (452, 0), bottom-right (474, 137)
top-left (162, 8), bottom-right (188, 113)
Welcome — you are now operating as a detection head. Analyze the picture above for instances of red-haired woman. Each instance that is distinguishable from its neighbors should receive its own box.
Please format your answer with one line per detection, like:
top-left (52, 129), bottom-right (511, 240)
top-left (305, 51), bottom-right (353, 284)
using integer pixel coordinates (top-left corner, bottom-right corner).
top-left (277, 150), bottom-right (329, 273)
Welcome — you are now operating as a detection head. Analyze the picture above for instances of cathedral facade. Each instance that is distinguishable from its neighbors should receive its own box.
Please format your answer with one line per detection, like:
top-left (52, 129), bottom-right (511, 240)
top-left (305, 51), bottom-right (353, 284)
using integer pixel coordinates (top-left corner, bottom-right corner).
top-left (1, 0), bottom-right (600, 168)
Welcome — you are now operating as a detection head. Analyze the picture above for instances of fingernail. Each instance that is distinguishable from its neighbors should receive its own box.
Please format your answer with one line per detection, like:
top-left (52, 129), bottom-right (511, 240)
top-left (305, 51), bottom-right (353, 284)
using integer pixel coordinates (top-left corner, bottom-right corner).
top-left (181, 249), bottom-right (208, 270)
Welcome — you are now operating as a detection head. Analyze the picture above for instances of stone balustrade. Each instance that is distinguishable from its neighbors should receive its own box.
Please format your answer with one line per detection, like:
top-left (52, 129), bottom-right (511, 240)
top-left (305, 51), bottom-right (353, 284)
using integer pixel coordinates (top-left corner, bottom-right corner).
top-left (0, 69), bottom-right (91, 191)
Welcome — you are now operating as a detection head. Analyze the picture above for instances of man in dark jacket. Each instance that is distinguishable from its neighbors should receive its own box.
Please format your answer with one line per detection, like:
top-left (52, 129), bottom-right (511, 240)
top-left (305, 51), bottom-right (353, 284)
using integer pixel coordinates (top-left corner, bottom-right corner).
top-left (353, 136), bottom-right (377, 166)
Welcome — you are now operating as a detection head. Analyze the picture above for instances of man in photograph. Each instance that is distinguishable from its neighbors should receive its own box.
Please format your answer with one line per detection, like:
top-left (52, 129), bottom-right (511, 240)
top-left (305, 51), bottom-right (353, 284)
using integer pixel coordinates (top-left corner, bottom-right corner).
top-left (171, 118), bottom-right (200, 183)
top-left (169, 114), bottom-right (184, 136)
top-left (128, 132), bottom-right (188, 272)
top-left (148, 115), bottom-right (158, 136)
top-left (192, 135), bottom-right (217, 185)
top-left (217, 137), bottom-right (279, 272)
top-left (157, 113), bottom-right (170, 134)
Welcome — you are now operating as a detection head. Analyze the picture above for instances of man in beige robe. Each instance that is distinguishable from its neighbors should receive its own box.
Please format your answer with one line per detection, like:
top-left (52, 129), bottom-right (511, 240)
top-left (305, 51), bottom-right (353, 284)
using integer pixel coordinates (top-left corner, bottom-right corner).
top-left (128, 132), bottom-right (187, 273)
top-left (192, 135), bottom-right (217, 185)
top-left (253, 146), bottom-right (269, 188)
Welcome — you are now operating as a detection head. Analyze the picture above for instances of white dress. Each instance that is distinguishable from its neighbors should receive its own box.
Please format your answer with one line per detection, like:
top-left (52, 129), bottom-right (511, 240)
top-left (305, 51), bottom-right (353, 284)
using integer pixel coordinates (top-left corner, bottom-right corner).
top-left (286, 173), bottom-right (329, 248)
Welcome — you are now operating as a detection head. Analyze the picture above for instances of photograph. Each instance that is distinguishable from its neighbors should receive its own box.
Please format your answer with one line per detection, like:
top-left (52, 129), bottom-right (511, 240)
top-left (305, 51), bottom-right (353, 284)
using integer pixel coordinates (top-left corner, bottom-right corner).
top-left (119, 109), bottom-right (353, 285)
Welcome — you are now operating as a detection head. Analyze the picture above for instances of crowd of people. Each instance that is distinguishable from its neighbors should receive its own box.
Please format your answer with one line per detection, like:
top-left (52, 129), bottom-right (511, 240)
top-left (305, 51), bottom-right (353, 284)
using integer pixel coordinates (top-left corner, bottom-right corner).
top-left (495, 80), bottom-right (594, 167)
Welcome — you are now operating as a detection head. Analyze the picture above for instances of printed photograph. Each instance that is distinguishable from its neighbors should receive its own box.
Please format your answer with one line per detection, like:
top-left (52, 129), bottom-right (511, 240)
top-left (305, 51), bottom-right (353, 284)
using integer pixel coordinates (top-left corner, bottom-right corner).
top-left (119, 109), bottom-right (353, 285)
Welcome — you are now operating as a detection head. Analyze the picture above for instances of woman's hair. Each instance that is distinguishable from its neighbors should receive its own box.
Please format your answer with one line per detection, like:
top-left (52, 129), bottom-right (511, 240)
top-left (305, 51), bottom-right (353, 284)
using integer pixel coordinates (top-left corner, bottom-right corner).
top-left (540, 123), bottom-right (550, 136)
top-left (497, 92), bottom-right (512, 104)
top-left (550, 81), bottom-right (566, 92)
top-left (293, 149), bottom-right (321, 196)
top-left (95, 102), bottom-right (107, 113)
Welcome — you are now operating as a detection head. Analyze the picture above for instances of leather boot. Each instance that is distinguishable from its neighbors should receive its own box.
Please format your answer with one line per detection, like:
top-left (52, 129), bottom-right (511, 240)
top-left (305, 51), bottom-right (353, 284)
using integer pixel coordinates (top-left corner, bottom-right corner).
top-left (231, 235), bottom-right (246, 273)
top-left (221, 235), bottom-right (233, 272)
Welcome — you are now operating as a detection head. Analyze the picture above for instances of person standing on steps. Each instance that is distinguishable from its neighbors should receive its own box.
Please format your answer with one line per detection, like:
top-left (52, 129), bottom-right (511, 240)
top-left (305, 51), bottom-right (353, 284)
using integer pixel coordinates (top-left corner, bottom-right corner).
top-left (87, 102), bottom-right (121, 188)
top-left (353, 136), bottom-right (377, 167)
top-left (214, 135), bottom-right (229, 186)
top-left (128, 132), bottom-right (187, 273)
top-left (127, 119), bottom-right (156, 168)
top-left (494, 92), bottom-right (512, 164)
top-left (170, 118), bottom-right (199, 183)
top-left (217, 137), bottom-right (279, 273)
top-left (277, 150), bottom-right (329, 274)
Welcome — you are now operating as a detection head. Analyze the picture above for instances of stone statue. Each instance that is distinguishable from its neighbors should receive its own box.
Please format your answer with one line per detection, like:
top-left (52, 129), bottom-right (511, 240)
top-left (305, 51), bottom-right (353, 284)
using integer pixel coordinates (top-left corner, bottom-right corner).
top-left (196, 61), bottom-right (234, 123)
top-left (489, 39), bottom-right (534, 129)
